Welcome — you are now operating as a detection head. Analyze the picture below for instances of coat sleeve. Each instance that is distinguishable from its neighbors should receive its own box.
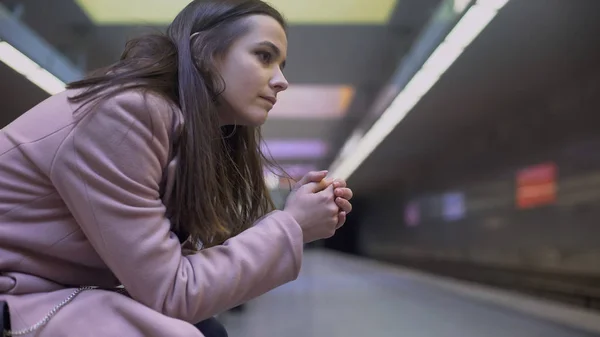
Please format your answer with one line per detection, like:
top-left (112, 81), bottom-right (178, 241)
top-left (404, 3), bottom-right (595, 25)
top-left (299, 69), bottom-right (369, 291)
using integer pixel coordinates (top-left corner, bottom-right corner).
top-left (50, 90), bottom-right (304, 323)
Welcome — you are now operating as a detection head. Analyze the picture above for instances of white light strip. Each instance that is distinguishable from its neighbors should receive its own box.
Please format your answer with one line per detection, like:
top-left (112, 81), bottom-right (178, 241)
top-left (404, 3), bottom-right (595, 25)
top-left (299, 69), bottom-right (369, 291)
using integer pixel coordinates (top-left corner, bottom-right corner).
top-left (330, 0), bottom-right (509, 180)
top-left (264, 170), bottom-right (280, 190)
top-left (0, 41), bottom-right (66, 95)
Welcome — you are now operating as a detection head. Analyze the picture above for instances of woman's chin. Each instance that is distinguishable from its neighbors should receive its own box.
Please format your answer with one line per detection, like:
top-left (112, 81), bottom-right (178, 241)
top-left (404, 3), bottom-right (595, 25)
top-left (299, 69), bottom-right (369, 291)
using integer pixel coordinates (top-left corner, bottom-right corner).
top-left (222, 108), bottom-right (269, 127)
top-left (248, 110), bottom-right (269, 126)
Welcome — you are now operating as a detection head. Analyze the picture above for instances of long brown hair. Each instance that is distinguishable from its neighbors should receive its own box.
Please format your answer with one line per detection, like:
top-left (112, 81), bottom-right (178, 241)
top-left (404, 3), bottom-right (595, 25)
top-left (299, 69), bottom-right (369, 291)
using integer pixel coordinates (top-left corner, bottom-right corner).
top-left (66, 0), bottom-right (287, 248)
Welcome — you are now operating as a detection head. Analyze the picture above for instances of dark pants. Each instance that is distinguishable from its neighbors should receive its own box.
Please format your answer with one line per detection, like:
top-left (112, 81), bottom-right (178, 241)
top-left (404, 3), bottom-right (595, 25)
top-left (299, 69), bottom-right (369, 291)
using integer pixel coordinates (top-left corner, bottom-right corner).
top-left (194, 317), bottom-right (228, 337)
top-left (1, 301), bottom-right (10, 337)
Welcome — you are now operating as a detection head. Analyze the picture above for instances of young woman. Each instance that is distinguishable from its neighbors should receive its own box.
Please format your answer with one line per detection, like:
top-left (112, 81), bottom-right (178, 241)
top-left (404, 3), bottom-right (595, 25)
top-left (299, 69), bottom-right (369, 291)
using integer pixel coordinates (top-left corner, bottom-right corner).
top-left (0, 0), bottom-right (353, 336)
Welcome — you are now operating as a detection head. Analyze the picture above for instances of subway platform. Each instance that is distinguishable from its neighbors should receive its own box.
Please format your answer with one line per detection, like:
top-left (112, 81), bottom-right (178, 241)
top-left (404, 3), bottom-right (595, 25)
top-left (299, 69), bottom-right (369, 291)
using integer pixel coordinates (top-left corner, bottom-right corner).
top-left (220, 250), bottom-right (600, 337)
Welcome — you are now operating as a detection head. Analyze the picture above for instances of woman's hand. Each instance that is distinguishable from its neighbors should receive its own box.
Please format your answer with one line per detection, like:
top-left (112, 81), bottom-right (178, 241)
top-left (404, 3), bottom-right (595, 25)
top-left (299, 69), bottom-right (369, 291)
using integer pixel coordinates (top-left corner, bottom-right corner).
top-left (306, 174), bottom-right (354, 228)
top-left (332, 179), bottom-right (353, 229)
top-left (283, 171), bottom-right (354, 243)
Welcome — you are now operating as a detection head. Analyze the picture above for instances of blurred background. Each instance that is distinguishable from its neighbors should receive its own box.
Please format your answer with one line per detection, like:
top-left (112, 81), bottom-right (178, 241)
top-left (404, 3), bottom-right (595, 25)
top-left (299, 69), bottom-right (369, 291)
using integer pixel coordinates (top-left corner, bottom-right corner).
top-left (2, 0), bottom-right (600, 336)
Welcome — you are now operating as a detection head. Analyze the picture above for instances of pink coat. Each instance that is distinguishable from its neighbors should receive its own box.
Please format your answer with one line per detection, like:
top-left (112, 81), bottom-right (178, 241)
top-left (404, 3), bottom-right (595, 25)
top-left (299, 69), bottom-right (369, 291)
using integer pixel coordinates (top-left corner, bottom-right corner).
top-left (0, 89), bottom-right (303, 336)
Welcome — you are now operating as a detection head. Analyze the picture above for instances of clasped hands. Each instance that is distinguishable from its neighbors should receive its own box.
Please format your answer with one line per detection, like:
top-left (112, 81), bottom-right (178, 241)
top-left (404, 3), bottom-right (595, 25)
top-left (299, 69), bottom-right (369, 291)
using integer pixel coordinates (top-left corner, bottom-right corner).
top-left (283, 170), bottom-right (354, 243)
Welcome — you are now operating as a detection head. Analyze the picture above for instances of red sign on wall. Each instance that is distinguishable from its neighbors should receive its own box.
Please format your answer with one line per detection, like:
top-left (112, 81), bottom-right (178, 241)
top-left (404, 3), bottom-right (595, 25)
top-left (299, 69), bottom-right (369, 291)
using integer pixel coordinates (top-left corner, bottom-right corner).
top-left (516, 162), bottom-right (558, 209)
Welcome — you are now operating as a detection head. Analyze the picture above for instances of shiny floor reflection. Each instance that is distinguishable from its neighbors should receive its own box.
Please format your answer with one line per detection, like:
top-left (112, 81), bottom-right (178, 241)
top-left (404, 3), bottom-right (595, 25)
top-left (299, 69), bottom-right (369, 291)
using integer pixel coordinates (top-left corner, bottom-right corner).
top-left (220, 250), bottom-right (598, 337)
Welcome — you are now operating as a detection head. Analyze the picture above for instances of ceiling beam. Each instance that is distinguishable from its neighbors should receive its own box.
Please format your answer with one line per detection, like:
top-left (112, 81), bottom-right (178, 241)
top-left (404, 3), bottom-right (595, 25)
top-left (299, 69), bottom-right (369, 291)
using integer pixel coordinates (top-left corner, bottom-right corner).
top-left (0, 2), bottom-right (83, 83)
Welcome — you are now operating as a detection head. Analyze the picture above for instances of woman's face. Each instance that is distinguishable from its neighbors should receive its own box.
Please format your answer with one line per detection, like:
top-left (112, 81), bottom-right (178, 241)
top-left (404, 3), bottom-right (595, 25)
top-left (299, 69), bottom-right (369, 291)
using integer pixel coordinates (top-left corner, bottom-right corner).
top-left (215, 15), bottom-right (289, 126)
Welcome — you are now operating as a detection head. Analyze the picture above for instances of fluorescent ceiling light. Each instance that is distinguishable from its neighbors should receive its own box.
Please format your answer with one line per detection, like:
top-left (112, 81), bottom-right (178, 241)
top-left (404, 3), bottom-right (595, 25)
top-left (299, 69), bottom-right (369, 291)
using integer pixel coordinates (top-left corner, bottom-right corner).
top-left (0, 41), bottom-right (66, 95)
top-left (262, 139), bottom-right (328, 160)
top-left (74, 0), bottom-right (398, 25)
top-left (337, 130), bottom-right (363, 161)
top-left (264, 163), bottom-right (317, 189)
top-left (268, 85), bottom-right (354, 120)
top-left (329, 0), bottom-right (509, 180)
top-left (264, 170), bottom-right (281, 190)
top-left (279, 164), bottom-right (318, 178)
top-left (271, 163), bottom-right (318, 178)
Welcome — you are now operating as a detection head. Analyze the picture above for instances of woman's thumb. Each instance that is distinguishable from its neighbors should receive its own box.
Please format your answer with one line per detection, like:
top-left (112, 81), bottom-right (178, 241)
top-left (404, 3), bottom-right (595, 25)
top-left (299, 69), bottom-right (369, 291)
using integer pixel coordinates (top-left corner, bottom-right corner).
top-left (295, 170), bottom-right (328, 188)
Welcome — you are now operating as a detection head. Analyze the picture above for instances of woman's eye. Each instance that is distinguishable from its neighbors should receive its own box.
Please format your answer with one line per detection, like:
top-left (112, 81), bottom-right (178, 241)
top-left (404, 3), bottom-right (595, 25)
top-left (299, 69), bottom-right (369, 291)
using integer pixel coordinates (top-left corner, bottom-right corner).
top-left (256, 51), bottom-right (272, 64)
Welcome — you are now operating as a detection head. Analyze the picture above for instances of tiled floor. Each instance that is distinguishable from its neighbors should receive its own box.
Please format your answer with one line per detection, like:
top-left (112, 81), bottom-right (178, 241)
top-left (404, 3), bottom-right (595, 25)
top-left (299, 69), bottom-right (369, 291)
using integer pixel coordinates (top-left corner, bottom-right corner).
top-left (220, 250), bottom-right (600, 337)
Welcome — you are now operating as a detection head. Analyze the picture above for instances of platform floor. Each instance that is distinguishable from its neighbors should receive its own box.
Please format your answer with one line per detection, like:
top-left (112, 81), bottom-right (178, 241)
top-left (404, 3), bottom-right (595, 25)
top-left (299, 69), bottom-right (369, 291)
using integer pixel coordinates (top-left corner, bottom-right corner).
top-left (220, 250), bottom-right (600, 337)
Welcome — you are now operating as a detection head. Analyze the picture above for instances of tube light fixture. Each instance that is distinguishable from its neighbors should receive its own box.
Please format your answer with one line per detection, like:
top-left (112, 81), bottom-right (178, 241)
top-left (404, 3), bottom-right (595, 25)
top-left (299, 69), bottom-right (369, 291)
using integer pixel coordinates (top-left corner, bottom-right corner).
top-left (329, 0), bottom-right (510, 180)
top-left (0, 41), bottom-right (66, 95)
